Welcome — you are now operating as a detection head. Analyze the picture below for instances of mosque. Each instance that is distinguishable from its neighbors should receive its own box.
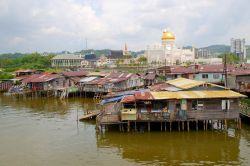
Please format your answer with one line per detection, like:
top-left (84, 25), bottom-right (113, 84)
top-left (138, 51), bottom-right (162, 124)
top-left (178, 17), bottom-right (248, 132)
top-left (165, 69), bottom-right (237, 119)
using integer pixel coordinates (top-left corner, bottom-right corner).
top-left (146, 30), bottom-right (195, 65)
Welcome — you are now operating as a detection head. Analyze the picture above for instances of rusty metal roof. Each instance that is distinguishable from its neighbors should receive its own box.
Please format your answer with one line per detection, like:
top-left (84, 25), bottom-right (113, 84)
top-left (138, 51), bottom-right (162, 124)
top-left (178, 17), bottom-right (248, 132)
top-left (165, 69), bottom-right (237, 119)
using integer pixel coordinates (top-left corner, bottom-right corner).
top-left (151, 90), bottom-right (246, 99)
top-left (29, 74), bottom-right (61, 83)
top-left (229, 69), bottom-right (250, 76)
top-left (121, 95), bottom-right (136, 103)
top-left (149, 82), bottom-right (169, 91)
top-left (85, 77), bottom-right (128, 85)
top-left (144, 73), bottom-right (156, 80)
top-left (170, 66), bottom-right (195, 74)
top-left (105, 72), bottom-right (136, 78)
top-left (166, 78), bottom-right (205, 89)
top-left (62, 71), bottom-right (89, 77)
top-left (20, 74), bottom-right (43, 84)
top-left (134, 91), bottom-right (154, 100)
top-left (87, 72), bottom-right (108, 77)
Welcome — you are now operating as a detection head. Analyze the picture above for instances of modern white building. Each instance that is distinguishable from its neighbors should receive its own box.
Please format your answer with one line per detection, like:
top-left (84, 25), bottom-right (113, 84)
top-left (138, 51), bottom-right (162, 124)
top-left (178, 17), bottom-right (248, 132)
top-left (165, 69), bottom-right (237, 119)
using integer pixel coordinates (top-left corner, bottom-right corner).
top-left (195, 48), bottom-right (216, 59)
top-left (51, 54), bottom-right (84, 68)
top-left (230, 38), bottom-right (246, 62)
top-left (146, 30), bottom-right (195, 65)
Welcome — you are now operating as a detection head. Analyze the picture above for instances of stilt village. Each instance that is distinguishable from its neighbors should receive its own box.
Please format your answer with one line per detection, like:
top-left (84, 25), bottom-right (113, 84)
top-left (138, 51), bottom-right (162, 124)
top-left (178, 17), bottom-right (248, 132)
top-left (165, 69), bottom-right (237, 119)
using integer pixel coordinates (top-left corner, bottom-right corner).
top-left (1, 63), bottom-right (250, 133)
top-left (1, 31), bottom-right (250, 133)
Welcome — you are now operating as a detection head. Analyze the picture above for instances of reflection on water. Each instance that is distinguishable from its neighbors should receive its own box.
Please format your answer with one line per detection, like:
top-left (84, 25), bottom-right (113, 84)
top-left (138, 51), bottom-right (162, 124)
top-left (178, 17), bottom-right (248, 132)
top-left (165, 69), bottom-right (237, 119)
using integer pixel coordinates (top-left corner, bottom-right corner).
top-left (96, 131), bottom-right (241, 165)
top-left (0, 94), bottom-right (250, 166)
top-left (0, 94), bottom-right (101, 118)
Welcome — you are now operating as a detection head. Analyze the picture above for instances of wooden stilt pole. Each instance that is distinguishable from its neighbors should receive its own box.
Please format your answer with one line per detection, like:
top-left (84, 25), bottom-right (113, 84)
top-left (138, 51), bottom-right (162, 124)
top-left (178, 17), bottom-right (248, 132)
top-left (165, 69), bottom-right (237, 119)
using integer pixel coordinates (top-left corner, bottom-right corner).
top-left (119, 124), bottom-right (121, 132)
top-left (182, 121), bottom-right (184, 131)
top-left (178, 121), bottom-right (180, 131)
top-left (135, 121), bottom-right (137, 132)
top-left (236, 118), bottom-right (239, 129)
top-left (148, 121), bottom-right (150, 132)
top-left (187, 121), bottom-right (190, 132)
top-left (196, 120), bottom-right (198, 131)
top-left (203, 120), bottom-right (205, 131)
top-left (205, 120), bottom-right (208, 130)
top-left (127, 121), bottom-right (130, 132)
top-left (239, 118), bottom-right (241, 130)
top-left (161, 122), bottom-right (162, 131)
top-left (170, 121), bottom-right (172, 132)
top-left (165, 121), bottom-right (166, 131)
top-left (224, 119), bottom-right (227, 130)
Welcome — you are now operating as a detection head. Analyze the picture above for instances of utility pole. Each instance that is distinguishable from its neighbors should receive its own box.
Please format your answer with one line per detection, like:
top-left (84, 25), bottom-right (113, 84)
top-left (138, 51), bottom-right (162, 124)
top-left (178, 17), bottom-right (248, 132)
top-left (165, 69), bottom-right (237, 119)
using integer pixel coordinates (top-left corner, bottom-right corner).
top-left (224, 53), bottom-right (228, 87)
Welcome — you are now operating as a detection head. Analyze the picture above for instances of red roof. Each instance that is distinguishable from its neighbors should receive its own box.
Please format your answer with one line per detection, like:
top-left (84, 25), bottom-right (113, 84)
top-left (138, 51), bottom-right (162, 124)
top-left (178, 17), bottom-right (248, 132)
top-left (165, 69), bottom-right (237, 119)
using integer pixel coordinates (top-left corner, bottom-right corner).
top-left (121, 95), bottom-right (136, 103)
top-left (149, 82), bottom-right (170, 91)
top-left (170, 66), bottom-right (195, 74)
top-left (144, 73), bottom-right (156, 80)
top-left (62, 71), bottom-right (89, 77)
top-left (15, 75), bottom-right (31, 81)
top-left (197, 64), bottom-right (237, 73)
top-left (21, 74), bottom-right (43, 84)
top-left (229, 69), bottom-right (250, 76)
top-left (29, 73), bottom-right (61, 83)
top-left (134, 91), bottom-right (154, 100)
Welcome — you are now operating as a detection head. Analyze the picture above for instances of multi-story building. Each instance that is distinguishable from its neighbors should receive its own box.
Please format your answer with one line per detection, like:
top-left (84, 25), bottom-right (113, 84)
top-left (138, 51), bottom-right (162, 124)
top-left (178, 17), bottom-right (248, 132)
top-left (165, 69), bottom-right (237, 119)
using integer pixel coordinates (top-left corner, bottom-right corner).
top-left (51, 54), bottom-right (83, 68)
top-left (230, 38), bottom-right (246, 62)
top-left (195, 48), bottom-right (215, 59)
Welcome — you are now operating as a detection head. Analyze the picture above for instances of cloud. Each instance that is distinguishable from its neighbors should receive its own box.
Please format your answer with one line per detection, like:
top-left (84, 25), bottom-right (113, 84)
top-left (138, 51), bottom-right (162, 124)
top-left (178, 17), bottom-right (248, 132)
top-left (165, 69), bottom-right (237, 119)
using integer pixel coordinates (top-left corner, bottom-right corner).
top-left (0, 0), bottom-right (249, 53)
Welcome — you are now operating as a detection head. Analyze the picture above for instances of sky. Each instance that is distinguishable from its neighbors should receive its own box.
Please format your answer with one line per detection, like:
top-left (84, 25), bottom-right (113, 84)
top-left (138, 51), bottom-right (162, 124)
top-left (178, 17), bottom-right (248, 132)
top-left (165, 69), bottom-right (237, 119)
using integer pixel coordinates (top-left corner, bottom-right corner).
top-left (0, 0), bottom-right (250, 53)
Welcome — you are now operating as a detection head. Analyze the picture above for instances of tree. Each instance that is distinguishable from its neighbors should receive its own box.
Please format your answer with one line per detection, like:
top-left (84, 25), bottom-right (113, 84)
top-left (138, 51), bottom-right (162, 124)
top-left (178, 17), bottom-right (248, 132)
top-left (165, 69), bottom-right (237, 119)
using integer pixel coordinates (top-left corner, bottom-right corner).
top-left (218, 53), bottom-right (240, 64)
top-left (138, 56), bottom-right (147, 64)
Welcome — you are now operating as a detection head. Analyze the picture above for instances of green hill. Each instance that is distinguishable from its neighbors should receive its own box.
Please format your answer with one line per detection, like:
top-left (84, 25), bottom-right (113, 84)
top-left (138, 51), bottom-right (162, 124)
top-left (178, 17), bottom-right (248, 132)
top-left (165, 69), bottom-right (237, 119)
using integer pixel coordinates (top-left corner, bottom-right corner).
top-left (201, 45), bottom-right (230, 55)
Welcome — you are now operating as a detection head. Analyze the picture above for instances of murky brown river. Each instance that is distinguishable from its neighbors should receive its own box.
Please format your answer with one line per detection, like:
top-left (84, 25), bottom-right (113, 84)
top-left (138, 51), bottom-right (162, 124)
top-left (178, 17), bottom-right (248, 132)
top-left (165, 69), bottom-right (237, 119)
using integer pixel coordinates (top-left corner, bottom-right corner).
top-left (0, 94), bottom-right (250, 166)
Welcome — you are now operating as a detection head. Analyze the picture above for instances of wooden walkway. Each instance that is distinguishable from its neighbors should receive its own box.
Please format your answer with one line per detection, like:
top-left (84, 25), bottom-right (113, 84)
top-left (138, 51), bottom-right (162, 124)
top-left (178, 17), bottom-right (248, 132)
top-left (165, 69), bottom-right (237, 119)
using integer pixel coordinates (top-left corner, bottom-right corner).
top-left (79, 110), bottom-right (100, 121)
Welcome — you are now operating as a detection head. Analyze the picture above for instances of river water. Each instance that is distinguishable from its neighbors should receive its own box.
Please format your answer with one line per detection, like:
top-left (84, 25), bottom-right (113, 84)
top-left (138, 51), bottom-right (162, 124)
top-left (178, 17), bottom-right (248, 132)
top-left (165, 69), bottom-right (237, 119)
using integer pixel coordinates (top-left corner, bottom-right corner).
top-left (0, 94), bottom-right (250, 166)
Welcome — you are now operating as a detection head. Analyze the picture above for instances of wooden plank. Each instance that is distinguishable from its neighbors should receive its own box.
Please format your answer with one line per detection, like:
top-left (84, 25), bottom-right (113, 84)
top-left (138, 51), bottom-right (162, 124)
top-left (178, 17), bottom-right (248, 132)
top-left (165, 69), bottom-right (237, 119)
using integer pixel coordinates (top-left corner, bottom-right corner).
top-left (79, 111), bottom-right (100, 121)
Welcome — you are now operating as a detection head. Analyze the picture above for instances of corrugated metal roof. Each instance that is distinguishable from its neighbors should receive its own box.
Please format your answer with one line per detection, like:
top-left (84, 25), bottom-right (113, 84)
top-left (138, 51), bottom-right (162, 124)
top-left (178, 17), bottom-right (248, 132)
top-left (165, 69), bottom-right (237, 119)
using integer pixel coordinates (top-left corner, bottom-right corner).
top-left (164, 86), bottom-right (182, 92)
top-left (166, 78), bottom-right (205, 89)
top-left (229, 69), bottom-right (250, 76)
top-left (62, 71), bottom-right (89, 77)
top-left (84, 77), bottom-right (128, 85)
top-left (121, 95), bottom-right (136, 103)
top-left (79, 76), bottom-right (97, 83)
top-left (29, 74), bottom-right (60, 83)
top-left (105, 72), bottom-right (136, 79)
top-left (87, 72), bottom-right (108, 77)
top-left (149, 83), bottom-right (170, 91)
top-left (151, 90), bottom-right (246, 99)
top-left (134, 91), bottom-right (154, 100)
top-left (144, 73), bottom-right (156, 80)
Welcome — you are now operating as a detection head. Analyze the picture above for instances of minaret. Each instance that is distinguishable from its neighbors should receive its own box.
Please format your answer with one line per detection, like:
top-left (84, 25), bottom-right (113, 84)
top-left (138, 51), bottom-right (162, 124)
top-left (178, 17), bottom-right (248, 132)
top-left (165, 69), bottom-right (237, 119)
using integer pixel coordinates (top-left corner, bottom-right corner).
top-left (123, 43), bottom-right (129, 56)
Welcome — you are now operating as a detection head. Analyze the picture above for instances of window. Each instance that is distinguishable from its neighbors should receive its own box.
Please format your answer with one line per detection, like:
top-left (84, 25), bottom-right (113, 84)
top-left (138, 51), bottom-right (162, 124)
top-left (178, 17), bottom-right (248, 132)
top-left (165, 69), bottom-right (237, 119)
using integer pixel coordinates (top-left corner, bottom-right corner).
top-left (213, 74), bottom-right (220, 79)
top-left (192, 100), bottom-right (204, 111)
top-left (222, 100), bottom-right (230, 111)
top-left (202, 74), bottom-right (208, 79)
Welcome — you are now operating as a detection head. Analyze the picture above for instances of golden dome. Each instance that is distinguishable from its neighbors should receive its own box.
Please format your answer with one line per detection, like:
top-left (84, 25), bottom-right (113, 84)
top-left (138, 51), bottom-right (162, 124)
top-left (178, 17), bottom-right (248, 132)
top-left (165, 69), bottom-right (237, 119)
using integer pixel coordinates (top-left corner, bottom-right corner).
top-left (161, 31), bottom-right (175, 40)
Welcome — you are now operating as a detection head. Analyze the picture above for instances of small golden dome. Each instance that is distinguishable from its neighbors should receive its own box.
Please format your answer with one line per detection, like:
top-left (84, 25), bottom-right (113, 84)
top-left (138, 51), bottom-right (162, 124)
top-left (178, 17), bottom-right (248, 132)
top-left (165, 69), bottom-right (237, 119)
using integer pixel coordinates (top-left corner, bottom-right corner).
top-left (161, 31), bottom-right (175, 40)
